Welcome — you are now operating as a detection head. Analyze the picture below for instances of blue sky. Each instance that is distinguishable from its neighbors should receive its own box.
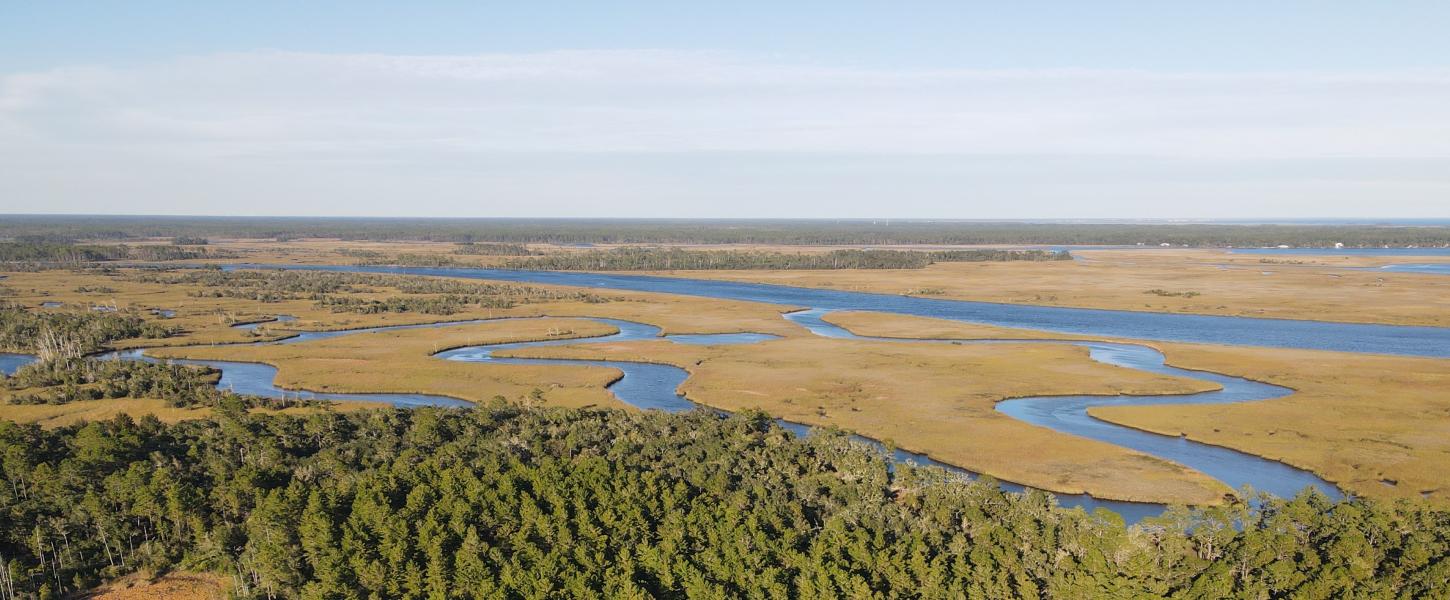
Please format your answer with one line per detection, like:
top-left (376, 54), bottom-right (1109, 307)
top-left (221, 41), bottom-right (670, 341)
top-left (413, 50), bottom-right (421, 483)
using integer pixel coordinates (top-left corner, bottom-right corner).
top-left (3, 2), bottom-right (1449, 218)
top-left (7, 2), bottom-right (1450, 72)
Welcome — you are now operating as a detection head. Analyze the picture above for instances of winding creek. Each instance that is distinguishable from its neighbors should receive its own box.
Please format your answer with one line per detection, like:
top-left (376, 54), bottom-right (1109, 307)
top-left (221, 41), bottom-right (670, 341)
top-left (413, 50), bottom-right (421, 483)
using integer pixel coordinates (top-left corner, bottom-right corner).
top-left (17, 263), bottom-right (1449, 523)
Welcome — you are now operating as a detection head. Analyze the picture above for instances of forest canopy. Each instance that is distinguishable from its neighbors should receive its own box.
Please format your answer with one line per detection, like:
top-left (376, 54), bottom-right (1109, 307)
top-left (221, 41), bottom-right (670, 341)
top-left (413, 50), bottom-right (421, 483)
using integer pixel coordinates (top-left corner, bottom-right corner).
top-left (0, 406), bottom-right (1444, 599)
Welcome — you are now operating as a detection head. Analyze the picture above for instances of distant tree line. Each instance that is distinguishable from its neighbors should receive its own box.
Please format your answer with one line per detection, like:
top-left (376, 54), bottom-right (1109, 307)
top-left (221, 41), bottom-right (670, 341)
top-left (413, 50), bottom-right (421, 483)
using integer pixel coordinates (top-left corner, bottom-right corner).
top-left (315, 294), bottom-right (514, 315)
top-left (338, 249), bottom-right (475, 267)
top-left (130, 269), bottom-right (372, 303)
top-left (0, 243), bottom-right (123, 264)
top-left (3, 216), bottom-right (1448, 248)
top-left (0, 242), bottom-right (225, 269)
top-left (350, 252), bottom-right (462, 267)
top-left (127, 269), bottom-right (613, 314)
top-left (502, 248), bottom-right (1070, 271)
top-left (124, 246), bottom-right (224, 261)
top-left (0, 406), bottom-right (1444, 599)
top-left (452, 242), bottom-right (536, 256)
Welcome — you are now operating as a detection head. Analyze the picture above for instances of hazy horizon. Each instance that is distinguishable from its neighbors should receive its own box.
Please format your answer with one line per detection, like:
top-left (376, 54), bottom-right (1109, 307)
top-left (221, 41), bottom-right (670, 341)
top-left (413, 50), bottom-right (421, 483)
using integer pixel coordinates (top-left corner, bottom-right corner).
top-left (5, 214), bottom-right (1448, 227)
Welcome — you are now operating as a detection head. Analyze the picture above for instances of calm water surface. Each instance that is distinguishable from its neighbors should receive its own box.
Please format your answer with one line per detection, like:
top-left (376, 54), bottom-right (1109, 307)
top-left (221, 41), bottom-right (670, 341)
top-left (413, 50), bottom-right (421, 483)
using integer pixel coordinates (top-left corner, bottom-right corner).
top-left (0, 353), bottom-right (37, 376)
top-left (1375, 264), bottom-right (1450, 275)
top-left (1230, 247), bottom-right (1450, 257)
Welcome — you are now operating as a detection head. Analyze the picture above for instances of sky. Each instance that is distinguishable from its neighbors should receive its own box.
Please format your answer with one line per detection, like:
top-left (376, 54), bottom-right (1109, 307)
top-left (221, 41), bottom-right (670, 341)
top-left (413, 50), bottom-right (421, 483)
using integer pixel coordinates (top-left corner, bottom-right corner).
top-left (2, 2), bottom-right (1449, 219)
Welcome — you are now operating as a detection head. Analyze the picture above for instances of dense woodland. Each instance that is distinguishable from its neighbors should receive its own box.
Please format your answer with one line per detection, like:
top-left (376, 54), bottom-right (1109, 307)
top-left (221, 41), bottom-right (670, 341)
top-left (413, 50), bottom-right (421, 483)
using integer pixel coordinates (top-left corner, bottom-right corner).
top-left (0, 406), bottom-right (1444, 599)
top-left (503, 248), bottom-right (1070, 271)
top-left (3, 216), bottom-right (1448, 248)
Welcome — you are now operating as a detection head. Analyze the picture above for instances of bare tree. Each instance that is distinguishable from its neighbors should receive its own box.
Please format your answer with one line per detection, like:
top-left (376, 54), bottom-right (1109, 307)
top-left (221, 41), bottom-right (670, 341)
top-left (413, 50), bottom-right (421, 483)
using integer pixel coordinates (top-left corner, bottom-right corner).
top-left (34, 325), bottom-right (83, 363)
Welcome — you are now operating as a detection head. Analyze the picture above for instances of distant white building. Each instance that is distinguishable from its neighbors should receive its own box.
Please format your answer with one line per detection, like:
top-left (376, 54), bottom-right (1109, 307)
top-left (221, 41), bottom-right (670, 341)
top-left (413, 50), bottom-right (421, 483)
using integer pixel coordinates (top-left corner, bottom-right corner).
top-left (1334, 242), bottom-right (1345, 249)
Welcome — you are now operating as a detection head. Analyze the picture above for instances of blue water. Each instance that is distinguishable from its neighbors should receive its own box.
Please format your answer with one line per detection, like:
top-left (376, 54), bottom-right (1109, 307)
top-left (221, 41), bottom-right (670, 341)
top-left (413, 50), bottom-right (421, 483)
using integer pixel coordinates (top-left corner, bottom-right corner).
top-left (1377, 264), bottom-right (1450, 275)
top-left (439, 317), bottom-right (779, 413)
top-left (0, 353), bottom-right (37, 376)
top-left (1231, 247), bottom-right (1450, 257)
top-left (232, 314), bottom-right (298, 331)
top-left (667, 332), bottom-right (781, 345)
top-left (437, 318), bottom-right (703, 412)
top-left (231, 264), bottom-right (1450, 358)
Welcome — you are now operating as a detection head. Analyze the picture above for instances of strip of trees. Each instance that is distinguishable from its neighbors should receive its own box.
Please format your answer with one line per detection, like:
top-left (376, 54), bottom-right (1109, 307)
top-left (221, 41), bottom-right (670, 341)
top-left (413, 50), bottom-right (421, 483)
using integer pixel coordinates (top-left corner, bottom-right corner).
top-left (4, 216), bottom-right (1448, 248)
top-left (0, 405), bottom-right (1445, 599)
top-left (503, 248), bottom-right (1070, 271)
top-left (0, 242), bottom-right (224, 269)
top-left (129, 269), bottom-right (614, 314)
top-left (452, 242), bottom-right (535, 256)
